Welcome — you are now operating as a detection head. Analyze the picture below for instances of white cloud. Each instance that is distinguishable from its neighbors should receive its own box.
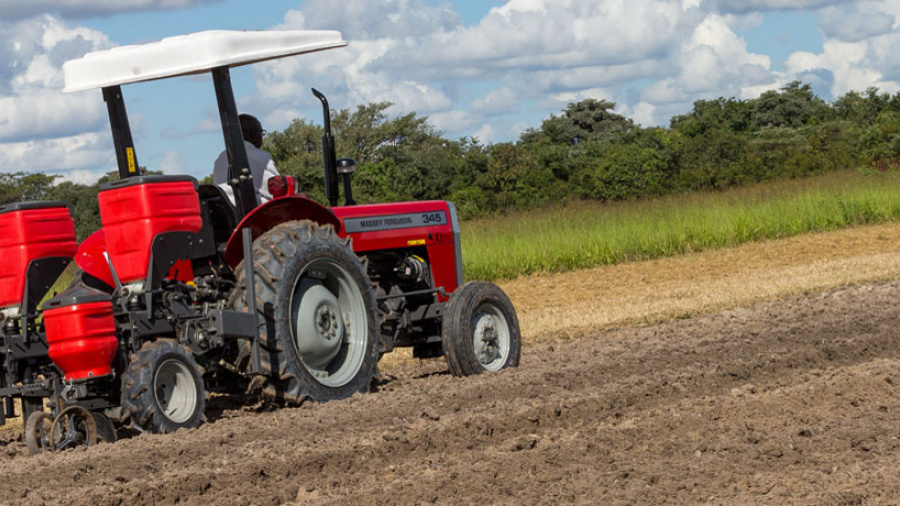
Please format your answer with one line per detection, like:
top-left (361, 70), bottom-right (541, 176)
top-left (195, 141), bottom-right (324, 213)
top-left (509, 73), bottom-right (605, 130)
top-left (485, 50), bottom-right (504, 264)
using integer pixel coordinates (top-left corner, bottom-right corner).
top-left (819, 2), bottom-right (895, 42)
top-left (0, 89), bottom-right (105, 142)
top-left (281, 0), bottom-right (460, 39)
top-left (266, 0), bottom-right (838, 132)
top-left (785, 38), bottom-right (899, 97)
top-left (472, 123), bottom-right (494, 143)
top-left (472, 87), bottom-right (518, 115)
top-left (259, 0), bottom-right (708, 134)
top-left (429, 110), bottom-right (481, 133)
top-left (158, 150), bottom-right (183, 174)
top-left (630, 101), bottom-right (658, 127)
top-left (0, 132), bottom-right (111, 174)
top-left (4, 0), bottom-right (900, 186)
top-left (638, 12), bottom-right (774, 123)
top-left (55, 167), bottom-right (108, 185)
top-left (0, 15), bottom-right (112, 174)
top-left (0, 0), bottom-right (221, 21)
top-left (713, 0), bottom-right (851, 14)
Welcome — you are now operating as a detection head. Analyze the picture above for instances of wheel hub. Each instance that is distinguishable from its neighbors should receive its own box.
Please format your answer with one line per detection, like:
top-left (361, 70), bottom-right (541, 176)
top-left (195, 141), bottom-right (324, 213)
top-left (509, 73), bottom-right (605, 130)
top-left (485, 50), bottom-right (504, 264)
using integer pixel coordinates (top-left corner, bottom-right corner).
top-left (474, 314), bottom-right (501, 365)
top-left (295, 283), bottom-right (344, 371)
top-left (155, 358), bottom-right (198, 424)
top-left (316, 305), bottom-right (339, 341)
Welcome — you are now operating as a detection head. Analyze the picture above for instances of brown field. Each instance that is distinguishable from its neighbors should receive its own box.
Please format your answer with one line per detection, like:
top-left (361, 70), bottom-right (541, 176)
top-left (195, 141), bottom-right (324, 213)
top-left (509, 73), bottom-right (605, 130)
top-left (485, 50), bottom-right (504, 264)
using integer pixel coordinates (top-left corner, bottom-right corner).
top-left (2, 222), bottom-right (900, 505)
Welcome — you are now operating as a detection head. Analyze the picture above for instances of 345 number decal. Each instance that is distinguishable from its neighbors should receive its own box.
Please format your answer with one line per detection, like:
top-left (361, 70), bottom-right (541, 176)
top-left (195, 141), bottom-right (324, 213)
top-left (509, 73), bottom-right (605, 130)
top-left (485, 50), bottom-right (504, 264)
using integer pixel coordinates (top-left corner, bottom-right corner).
top-left (421, 212), bottom-right (445, 224)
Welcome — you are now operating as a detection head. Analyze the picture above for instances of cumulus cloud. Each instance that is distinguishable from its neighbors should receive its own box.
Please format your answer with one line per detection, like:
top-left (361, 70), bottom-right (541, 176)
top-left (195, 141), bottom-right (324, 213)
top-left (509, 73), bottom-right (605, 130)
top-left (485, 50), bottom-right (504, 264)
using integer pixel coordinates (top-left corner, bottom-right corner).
top-left (7, 0), bottom-right (900, 184)
top-left (0, 0), bottom-right (221, 21)
top-left (818, 2), bottom-right (895, 42)
top-left (157, 150), bottom-right (184, 173)
top-left (713, 0), bottom-right (850, 14)
top-left (282, 0), bottom-right (460, 39)
top-left (786, 35), bottom-right (900, 97)
top-left (0, 15), bottom-right (111, 174)
top-left (264, 0), bottom-right (852, 130)
top-left (0, 90), bottom-right (105, 142)
top-left (0, 131), bottom-right (112, 173)
top-left (258, 0), bottom-right (709, 134)
top-left (55, 167), bottom-right (111, 184)
top-left (472, 87), bottom-right (519, 115)
top-left (635, 12), bottom-right (776, 123)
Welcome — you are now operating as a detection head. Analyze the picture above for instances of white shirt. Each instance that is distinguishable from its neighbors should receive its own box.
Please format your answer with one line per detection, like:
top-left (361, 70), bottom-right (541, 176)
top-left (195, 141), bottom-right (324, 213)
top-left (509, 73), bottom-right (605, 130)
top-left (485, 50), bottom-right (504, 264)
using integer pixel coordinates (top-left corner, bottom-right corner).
top-left (213, 141), bottom-right (281, 206)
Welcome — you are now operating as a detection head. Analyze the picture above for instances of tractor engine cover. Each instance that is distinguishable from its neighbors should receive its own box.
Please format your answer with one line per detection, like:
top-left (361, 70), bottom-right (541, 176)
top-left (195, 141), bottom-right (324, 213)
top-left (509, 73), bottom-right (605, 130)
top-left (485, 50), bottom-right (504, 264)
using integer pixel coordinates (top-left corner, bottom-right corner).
top-left (42, 288), bottom-right (118, 381)
top-left (99, 175), bottom-right (202, 284)
top-left (332, 201), bottom-right (463, 298)
top-left (0, 201), bottom-right (76, 310)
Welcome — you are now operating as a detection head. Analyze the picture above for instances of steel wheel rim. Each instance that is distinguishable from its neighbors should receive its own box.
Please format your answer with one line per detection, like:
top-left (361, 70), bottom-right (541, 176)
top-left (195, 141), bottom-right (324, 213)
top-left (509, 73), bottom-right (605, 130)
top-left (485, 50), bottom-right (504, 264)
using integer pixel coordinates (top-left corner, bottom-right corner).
top-left (26, 411), bottom-right (53, 454)
top-left (472, 302), bottom-right (511, 371)
top-left (48, 405), bottom-right (96, 451)
top-left (290, 258), bottom-right (368, 387)
top-left (154, 358), bottom-right (198, 424)
top-left (36, 414), bottom-right (52, 449)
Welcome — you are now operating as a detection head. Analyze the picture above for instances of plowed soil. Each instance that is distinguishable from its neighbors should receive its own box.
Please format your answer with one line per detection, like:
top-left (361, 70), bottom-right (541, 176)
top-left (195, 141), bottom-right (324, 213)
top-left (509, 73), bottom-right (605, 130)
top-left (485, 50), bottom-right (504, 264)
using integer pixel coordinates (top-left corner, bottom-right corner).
top-left (3, 227), bottom-right (900, 505)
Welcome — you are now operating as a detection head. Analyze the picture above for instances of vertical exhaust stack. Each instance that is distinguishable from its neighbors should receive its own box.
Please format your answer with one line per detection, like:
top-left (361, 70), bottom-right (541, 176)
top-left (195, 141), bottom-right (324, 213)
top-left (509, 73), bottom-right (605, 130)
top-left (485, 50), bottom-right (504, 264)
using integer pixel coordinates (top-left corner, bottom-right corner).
top-left (313, 88), bottom-right (340, 207)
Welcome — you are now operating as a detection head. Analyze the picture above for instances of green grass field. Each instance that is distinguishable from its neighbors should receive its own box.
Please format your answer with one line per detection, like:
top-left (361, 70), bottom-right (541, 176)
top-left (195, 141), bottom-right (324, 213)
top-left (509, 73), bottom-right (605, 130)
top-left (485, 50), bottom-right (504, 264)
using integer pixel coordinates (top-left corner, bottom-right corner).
top-left (461, 169), bottom-right (900, 281)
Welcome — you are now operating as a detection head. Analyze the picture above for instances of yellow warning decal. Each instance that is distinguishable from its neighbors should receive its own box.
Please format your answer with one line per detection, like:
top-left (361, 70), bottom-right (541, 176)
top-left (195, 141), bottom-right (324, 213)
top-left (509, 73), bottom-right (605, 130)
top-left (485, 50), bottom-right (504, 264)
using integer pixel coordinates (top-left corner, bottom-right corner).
top-left (127, 147), bottom-right (136, 173)
top-left (407, 238), bottom-right (426, 246)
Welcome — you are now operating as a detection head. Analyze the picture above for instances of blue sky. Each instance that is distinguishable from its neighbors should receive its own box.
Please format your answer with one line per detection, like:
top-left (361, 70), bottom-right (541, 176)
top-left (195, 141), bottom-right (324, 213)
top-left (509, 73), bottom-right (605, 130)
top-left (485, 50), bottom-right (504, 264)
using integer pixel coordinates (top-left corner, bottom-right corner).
top-left (0, 0), bottom-right (897, 184)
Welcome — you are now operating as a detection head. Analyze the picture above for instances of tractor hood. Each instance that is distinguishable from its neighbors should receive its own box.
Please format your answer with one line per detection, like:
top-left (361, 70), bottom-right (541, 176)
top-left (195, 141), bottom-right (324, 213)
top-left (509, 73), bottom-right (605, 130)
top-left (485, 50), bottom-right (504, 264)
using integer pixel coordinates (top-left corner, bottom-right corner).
top-left (63, 30), bottom-right (347, 92)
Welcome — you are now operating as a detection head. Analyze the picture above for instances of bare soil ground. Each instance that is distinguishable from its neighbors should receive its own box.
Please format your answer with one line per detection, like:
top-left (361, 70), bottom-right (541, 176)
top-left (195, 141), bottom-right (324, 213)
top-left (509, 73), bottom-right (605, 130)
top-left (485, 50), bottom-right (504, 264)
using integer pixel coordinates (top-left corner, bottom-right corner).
top-left (3, 224), bottom-right (900, 505)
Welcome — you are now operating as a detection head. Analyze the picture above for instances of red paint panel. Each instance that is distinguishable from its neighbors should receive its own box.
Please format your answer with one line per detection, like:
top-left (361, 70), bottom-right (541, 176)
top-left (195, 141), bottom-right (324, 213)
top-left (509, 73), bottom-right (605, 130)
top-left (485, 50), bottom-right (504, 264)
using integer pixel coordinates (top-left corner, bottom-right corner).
top-left (0, 205), bottom-right (76, 308)
top-left (99, 181), bottom-right (202, 283)
top-left (332, 201), bottom-right (460, 296)
top-left (44, 301), bottom-right (118, 381)
top-left (75, 230), bottom-right (114, 288)
top-left (224, 196), bottom-right (342, 268)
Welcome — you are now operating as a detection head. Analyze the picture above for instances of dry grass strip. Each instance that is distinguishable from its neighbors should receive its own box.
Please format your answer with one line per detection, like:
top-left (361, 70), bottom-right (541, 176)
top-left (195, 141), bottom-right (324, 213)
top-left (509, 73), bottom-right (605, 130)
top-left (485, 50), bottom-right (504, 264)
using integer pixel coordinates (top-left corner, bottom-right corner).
top-left (498, 221), bottom-right (900, 342)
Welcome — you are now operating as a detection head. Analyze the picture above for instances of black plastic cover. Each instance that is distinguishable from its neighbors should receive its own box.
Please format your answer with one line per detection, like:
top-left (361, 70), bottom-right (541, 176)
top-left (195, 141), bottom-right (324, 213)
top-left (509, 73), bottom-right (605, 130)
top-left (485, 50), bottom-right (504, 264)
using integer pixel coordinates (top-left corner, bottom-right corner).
top-left (0, 201), bottom-right (73, 216)
top-left (40, 285), bottom-right (112, 311)
top-left (100, 175), bottom-right (198, 192)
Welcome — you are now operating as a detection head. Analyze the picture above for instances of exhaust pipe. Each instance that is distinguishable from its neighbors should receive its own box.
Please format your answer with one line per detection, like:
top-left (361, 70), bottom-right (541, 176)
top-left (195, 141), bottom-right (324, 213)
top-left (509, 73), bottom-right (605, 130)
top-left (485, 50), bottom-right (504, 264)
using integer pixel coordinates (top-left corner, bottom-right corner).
top-left (312, 88), bottom-right (340, 207)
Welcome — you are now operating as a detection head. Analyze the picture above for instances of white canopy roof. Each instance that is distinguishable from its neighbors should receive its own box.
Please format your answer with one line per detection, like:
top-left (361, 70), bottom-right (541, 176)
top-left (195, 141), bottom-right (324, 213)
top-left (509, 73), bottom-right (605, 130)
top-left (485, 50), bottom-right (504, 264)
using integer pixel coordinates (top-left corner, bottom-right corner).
top-left (63, 30), bottom-right (346, 92)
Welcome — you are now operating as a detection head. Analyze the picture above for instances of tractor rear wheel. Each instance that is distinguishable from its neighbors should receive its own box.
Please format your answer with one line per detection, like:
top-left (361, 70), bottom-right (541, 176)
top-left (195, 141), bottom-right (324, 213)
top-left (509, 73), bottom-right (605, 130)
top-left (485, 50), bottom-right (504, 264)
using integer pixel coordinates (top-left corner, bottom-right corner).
top-left (442, 281), bottom-right (521, 376)
top-left (232, 220), bottom-right (378, 404)
top-left (121, 339), bottom-right (206, 433)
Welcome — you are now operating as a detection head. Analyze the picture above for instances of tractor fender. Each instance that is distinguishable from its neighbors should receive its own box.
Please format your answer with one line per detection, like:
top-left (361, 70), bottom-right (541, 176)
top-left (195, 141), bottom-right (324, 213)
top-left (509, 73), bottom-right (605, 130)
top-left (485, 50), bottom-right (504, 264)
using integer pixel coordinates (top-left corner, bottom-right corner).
top-left (223, 196), bottom-right (342, 268)
top-left (74, 229), bottom-right (116, 288)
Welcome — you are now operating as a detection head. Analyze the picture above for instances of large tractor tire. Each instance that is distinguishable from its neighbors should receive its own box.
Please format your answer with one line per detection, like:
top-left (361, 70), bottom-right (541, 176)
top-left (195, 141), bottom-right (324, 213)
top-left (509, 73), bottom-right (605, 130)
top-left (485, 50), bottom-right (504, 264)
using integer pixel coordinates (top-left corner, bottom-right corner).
top-left (232, 220), bottom-right (379, 404)
top-left (121, 339), bottom-right (206, 433)
top-left (442, 281), bottom-right (521, 376)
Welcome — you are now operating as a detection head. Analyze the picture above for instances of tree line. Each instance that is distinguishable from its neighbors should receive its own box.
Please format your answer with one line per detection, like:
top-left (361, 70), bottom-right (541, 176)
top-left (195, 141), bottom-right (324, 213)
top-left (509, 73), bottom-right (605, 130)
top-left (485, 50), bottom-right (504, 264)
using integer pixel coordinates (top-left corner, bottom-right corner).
top-left (3, 81), bottom-right (900, 240)
top-left (262, 81), bottom-right (900, 218)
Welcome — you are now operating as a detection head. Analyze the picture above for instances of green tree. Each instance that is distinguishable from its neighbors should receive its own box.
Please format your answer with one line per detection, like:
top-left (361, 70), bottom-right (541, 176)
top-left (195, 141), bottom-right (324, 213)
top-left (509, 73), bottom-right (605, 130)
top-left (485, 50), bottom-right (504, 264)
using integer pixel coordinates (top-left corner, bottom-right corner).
top-left (670, 97), bottom-right (751, 135)
top-left (522, 98), bottom-right (635, 146)
top-left (750, 81), bottom-right (831, 129)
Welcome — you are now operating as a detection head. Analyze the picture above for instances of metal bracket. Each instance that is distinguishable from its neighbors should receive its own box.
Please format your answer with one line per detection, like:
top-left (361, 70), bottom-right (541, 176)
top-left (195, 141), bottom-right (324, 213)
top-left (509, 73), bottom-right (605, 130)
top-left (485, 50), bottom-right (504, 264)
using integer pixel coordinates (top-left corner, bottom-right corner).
top-left (376, 286), bottom-right (446, 302)
top-left (242, 228), bottom-right (262, 376)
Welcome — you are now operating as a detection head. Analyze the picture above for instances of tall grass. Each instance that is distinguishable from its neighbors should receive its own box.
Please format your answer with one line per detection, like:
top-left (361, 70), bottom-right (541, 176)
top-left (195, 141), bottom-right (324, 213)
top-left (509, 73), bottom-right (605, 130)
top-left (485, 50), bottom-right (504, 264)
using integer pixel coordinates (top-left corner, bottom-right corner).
top-left (461, 169), bottom-right (900, 280)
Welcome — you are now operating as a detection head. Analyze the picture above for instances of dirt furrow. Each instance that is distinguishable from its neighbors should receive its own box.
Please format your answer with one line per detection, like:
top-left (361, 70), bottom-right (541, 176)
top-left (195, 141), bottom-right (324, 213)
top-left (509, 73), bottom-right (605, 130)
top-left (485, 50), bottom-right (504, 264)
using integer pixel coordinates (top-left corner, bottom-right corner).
top-left (2, 278), bottom-right (900, 504)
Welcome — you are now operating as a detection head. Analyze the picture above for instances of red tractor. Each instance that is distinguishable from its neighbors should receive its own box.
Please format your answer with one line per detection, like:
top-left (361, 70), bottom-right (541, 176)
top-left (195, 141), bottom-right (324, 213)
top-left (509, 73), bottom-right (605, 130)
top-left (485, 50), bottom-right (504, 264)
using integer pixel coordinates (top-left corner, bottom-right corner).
top-left (0, 30), bottom-right (521, 453)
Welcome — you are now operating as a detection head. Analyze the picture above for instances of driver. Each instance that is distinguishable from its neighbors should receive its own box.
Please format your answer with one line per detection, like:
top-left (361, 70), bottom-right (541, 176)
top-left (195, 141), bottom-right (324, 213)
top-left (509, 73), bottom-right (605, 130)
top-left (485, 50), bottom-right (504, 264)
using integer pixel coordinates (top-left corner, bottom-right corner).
top-left (212, 114), bottom-right (280, 206)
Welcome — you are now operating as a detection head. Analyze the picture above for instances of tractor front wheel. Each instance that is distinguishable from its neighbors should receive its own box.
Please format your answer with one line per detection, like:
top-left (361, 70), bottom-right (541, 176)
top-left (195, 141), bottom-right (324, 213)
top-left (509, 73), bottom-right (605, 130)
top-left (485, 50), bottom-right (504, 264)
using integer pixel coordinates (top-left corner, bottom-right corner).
top-left (233, 220), bottom-right (379, 404)
top-left (442, 281), bottom-right (521, 376)
top-left (121, 339), bottom-right (206, 433)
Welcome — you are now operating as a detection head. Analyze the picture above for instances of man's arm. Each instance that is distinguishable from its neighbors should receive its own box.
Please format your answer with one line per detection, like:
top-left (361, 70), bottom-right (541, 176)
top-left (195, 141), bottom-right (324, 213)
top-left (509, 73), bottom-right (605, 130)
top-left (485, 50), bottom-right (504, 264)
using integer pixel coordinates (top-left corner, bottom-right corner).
top-left (257, 158), bottom-right (280, 202)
